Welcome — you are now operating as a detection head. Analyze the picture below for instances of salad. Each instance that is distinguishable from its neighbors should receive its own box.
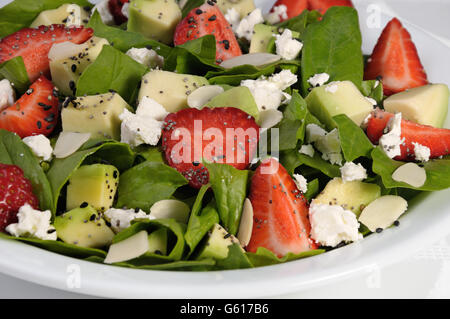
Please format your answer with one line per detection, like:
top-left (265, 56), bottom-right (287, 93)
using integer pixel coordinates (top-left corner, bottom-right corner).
top-left (0, 0), bottom-right (449, 272)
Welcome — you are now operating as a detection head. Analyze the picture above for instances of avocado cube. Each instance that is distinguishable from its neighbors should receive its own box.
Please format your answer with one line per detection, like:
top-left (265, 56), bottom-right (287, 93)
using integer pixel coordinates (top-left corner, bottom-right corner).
top-left (66, 164), bottom-right (120, 213)
top-left (196, 224), bottom-right (242, 260)
top-left (61, 92), bottom-right (130, 140)
top-left (54, 205), bottom-right (115, 248)
top-left (30, 4), bottom-right (90, 28)
top-left (305, 81), bottom-right (374, 130)
top-left (128, 0), bottom-right (181, 44)
top-left (216, 0), bottom-right (256, 18)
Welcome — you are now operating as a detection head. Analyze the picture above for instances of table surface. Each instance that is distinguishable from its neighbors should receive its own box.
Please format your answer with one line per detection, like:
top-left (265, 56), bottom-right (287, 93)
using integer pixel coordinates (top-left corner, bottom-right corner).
top-left (0, 0), bottom-right (449, 299)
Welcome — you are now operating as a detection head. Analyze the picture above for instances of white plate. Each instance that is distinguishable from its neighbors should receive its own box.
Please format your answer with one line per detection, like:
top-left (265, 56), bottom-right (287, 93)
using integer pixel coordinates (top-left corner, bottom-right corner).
top-left (0, 0), bottom-right (449, 298)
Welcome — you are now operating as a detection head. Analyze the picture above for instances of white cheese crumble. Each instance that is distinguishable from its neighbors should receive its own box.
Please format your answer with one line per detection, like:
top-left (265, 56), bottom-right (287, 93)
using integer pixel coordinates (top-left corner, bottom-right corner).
top-left (299, 144), bottom-right (315, 157)
top-left (104, 208), bottom-right (154, 233)
top-left (0, 79), bottom-right (15, 111)
top-left (22, 134), bottom-right (53, 162)
top-left (275, 29), bottom-right (303, 61)
top-left (379, 113), bottom-right (405, 159)
top-left (126, 47), bottom-right (164, 69)
top-left (265, 4), bottom-right (288, 25)
top-left (324, 81), bottom-right (339, 94)
top-left (293, 174), bottom-right (308, 193)
top-left (306, 124), bottom-right (327, 143)
top-left (309, 201), bottom-right (363, 247)
top-left (235, 9), bottom-right (264, 41)
top-left (314, 128), bottom-right (343, 166)
top-left (6, 204), bottom-right (56, 240)
top-left (92, 0), bottom-right (115, 25)
top-left (224, 8), bottom-right (241, 33)
top-left (307, 73), bottom-right (330, 87)
top-left (241, 70), bottom-right (297, 111)
top-left (365, 97), bottom-right (377, 106)
top-left (412, 142), bottom-right (430, 162)
top-left (121, 2), bottom-right (129, 18)
top-left (340, 162), bottom-right (367, 182)
top-left (119, 97), bottom-right (168, 147)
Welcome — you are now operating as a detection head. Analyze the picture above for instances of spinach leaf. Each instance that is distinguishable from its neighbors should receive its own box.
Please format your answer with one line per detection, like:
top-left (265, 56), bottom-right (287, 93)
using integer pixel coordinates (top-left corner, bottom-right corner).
top-left (204, 163), bottom-right (249, 235)
top-left (185, 185), bottom-right (220, 254)
top-left (46, 140), bottom-right (135, 213)
top-left (87, 11), bottom-right (172, 57)
top-left (0, 0), bottom-right (92, 37)
top-left (181, 0), bottom-right (204, 18)
top-left (301, 7), bottom-right (363, 95)
top-left (360, 80), bottom-right (384, 104)
top-left (0, 233), bottom-right (106, 258)
top-left (0, 130), bottom-right (53, 212)
top-left (333, 114), bottom-right (374, 162)
top-left (112, 218), bottom-right (186, 262)
top-left (133, 145), bottom-right (164, 163)
top-left (246, 247), bottom-right (325, 267)
top-left (276, 10), bottom-right (321, 39)
top-left (165, 35), bottom-right (222, 75)
top-left (0, 57), bottom-right (30, 94)
top-left (304, 178), bottom-right (320, 201)
top-left (214, 244), bottom-right (253, 270)
top-left (280, 149), bottom-right (341, 178)
top-left (278, 119), bottom-right (302, 151)
top-left (76, 45), bottom-right (148, 105)
top-left (372, 147), bottom-right (450, 191)
top-left (116, 161), bottom-right (188, 211)
top-left (206, 60), bottom-right (301, 86)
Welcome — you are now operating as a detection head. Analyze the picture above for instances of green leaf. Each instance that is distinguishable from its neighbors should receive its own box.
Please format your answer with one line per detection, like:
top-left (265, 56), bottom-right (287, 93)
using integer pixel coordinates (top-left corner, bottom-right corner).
top-left (304, 178), bottom-right (320, 201)
top-left (280, 149), bottom-right (341, 178)
top-left (333, 114), bottom-right (374, 161)
top-left (0, 57), bottom-right (30, 94)
top-left (0, 0), bottom-right (92, 37)
top-left (278, 119), bottom-right (302, 151)
top-left (246, 247), bottom-right (325, 267)
top-left (206, 60), bottom-right (301, 86)
top-left (181, 0), bottom-right (204, 18)
top-left (371, 147), bottom-right (450, 191)
top-left (165, 35), bottom-right (222, 75)
top-left (204, 163), bottom-right (249, 235)
top-left (214, 244), bottom-right (253, 270)
top-left (46, 140), bottom-right (135, 213)
top-left (112, 218), bottom-right (187, 262)
top-left (301, 7), bottom-right (363, 95)
top-left (133, 145), bottom-right (164, 163)
top-left (87, 11), bottom-right (171, 56)
top-left (276, 10), bottom-right (321, 39)
top-left (116, 161), bottom-right (188, 211)
top-left (360, 80), bottom-right (384, 104)
top-left (185, 185), bottom-right (220, 254)
top-left (76, 45), bottom-right (148, 105)
top-left (0, 233), bottom-right (106, 259)
top-left (0, 130), bottom-right (53, 213)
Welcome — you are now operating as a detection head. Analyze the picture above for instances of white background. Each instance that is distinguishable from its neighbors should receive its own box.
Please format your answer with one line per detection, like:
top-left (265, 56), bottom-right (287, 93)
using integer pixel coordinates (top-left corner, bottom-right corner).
top-left (0, 0), bottom-right (449, 298)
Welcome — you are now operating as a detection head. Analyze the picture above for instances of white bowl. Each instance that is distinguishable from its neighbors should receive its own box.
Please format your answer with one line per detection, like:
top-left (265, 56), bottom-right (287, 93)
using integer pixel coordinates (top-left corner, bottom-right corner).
top-left (0, 0), bottom-right (449, 298)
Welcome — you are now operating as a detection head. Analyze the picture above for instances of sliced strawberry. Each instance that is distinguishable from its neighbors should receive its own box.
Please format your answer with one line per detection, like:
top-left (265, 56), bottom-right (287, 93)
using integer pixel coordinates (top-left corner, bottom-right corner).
top-left (161, 107), bottom-right (259, 188)
top-left (364, 18), bottom-right (428, 96)
top-left (246, 158), bottom-right (317, 257)
top-left (0, 164), bottom-right (39, 232)
top-left (366, 109), bottom-right (450, 161)
top-left (108, 0), bottom-right (129, 25)
top-left (308, 0), bottom-right (354, 15)
top-left (173, 2), bottom-right (242, 64)
top-left (0, 76), bottom-right (59, 138)
top-left (269, 0), bottom-right (308, 22)
top-left (0, 24), bottom-right (93, 82)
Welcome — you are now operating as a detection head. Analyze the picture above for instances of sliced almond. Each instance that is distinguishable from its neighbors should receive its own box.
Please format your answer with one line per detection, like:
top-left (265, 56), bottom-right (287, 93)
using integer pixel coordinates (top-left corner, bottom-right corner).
top-left (187, 85), bottom-right (224, 109)
top-left (358, 195), bottom-right (408, 232)
top-left (104, 230), bottom-right (149, 264)
top-left (53, 132), bottom-right (91, 158)
top-left (149, 199), bottom-right (190, 224)
top-left (237, 198), bottom-right (254, 247)
top-left (258, 109), bottom-right (283, 129)
top-left (392, 162), bottom-right (427, 188)
top-left (220, 53), bottom-right (281, 69)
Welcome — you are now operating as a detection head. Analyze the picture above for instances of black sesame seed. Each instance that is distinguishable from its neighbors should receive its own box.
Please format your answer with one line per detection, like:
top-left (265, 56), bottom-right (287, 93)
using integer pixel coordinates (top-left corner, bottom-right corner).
top-left (113, 171), bottom-right (118, 179)
top-left (195, 9), bottom-right (203, 14)
top-left (376, 228), bottom-right (383, 233)
top-left (223, 233), bottom-right (231, 239)
top-left (71, 64), bottom-right (77, 72)
top-left (208, 15), bottom-right (217, 21)
top-left (80, 202), bottom-right (88, 208)
top-left (89, 214), bottom-right (96, 221)
top-left (394, 220), bottom-right (400, 226)
top-left (36, 121), bottom-right (42, 129)
top-left (47, 229), bottom-right (56, 234)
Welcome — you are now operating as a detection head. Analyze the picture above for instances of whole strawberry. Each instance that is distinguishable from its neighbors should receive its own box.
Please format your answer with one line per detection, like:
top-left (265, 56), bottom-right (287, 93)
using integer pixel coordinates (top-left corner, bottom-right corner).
top-left (0, 164), bottom-right (39, 232)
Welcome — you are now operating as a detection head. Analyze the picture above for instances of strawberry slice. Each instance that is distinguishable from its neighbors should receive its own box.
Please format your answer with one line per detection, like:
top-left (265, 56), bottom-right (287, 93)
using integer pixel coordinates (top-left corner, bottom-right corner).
top-left (308, 0), bottom-right (354, 15)
top-left (269, 0), bottom-right (308, 22)
top-left (246, 158), bottom-right (317, 257)
top-left (0, 164), bottom-right (39, 232)
top-left (366, 109), bottom-right (450, 161)
top-left (173, 2), bottom-right (242, 64)
top-left (0, 76), bottom-right (59, 138)
top-left (364, 18), bottom-right (428, 96)
top-left (108, 0), bottom-right (129, 25)
top-left (0, 24), bottom-right (93, 82)
top-left (161, 107), bottom-right (259, 188)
